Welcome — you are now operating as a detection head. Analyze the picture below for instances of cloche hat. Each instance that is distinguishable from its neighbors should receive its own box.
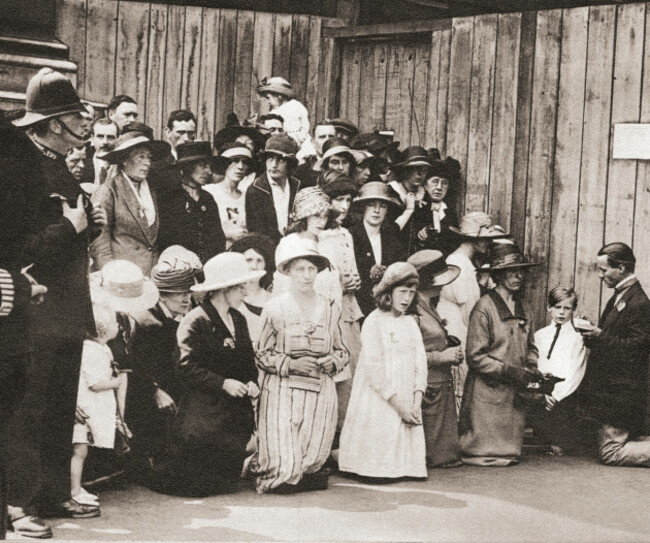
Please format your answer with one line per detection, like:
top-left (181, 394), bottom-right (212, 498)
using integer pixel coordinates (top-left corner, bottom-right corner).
top-left (275, 233), bottom-right (330, 275)
top-left (100, 132), bottom-right (170, 165)
top-left (13, 68), bottom-right (86, 127)
top-left (191, 252), bottom-right (266, 292)
top-left (407, 250), bottom-right (460, 288)
top-left (260, 134), bottom-right (299, 168)
top-left (257, 76), bottom-right (295, 99)
top-left (90, 260), bottom-right (159, 314)
top-left (319, 170), bottom-right (358, 199)
top-left (449, 212), bottom-right (509, 239)
top-left (291, 187), bottom-right (331, 223)
top-left (372, 262), bottom-right (419, 298)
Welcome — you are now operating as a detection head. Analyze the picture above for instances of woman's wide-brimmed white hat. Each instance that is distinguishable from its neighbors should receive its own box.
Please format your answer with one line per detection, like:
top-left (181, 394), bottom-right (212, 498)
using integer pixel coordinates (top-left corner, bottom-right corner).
top-left (449, 211), bottom-right (509, 239)
top-left (275, 233), bottom-right (330, 275)
top-left (90, 260), bottom-right (159, 314)
top-left (191, 252), bottom-right (266, 292)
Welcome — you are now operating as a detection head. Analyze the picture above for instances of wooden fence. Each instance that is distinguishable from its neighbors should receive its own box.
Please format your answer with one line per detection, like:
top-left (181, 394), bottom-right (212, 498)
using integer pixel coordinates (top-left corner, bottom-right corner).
top-left (55, 0), bottom-right (341, 141)
top-left (337, 4), bottom-right (650, 326)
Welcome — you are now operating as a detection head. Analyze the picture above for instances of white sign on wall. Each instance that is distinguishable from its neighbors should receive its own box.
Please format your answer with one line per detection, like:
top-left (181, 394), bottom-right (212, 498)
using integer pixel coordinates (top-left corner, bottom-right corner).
top-left (612, 124), bottom-right (650, 160)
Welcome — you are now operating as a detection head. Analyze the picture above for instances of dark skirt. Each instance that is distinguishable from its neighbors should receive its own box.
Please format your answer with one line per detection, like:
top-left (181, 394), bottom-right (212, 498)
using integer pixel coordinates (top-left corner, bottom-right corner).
top-left (422, 379), bottom-right (461, 467)
top-left (145, 391), bottom-right (254, 497)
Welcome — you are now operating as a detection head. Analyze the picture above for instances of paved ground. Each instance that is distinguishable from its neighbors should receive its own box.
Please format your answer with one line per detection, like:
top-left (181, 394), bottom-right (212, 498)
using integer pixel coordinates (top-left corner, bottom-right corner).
top-left (12, 454), bottom-right (650, 542)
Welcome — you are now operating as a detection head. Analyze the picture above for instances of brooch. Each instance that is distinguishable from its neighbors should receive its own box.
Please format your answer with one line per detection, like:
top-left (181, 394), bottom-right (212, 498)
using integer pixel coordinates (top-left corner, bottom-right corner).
top-left (224, 338), bottom-right (235, 349)
top-left (201, 205), bottom-right (206, 212)
top-left (616, 301), bottom-right (626, 312)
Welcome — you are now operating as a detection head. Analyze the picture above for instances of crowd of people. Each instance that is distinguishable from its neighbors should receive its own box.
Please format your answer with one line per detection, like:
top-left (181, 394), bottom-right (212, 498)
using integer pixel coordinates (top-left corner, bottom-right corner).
top-left (0, 66), bottom-right (649, 539)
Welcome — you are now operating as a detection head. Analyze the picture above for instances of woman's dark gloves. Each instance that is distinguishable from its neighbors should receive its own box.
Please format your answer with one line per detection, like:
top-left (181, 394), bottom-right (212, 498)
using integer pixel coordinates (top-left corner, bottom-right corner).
top-left (501, 364), bottom-right (543, 388)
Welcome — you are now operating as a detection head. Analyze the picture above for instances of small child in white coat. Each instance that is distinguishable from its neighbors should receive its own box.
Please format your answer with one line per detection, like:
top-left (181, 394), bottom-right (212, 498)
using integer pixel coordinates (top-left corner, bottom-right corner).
top-left (71, 303), bottom-right (125, 509)
top-left (257, 77), bottom-right (310, 147)
top-left (530, 286), bottom-right (588, 455)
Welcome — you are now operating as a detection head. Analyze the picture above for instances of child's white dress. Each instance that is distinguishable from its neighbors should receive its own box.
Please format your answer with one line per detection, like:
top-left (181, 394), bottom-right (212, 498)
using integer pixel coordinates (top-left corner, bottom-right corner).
top-left (72, 339), bottom-right (116, 448)
top-left (339, 310), bottom-right (428, 478)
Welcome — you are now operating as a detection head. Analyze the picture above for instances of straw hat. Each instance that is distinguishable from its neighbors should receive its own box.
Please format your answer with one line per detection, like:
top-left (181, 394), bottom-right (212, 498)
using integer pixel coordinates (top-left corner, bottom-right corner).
top-left (173, 141), bottom-right (213, 167)
top-left (407, 250), bottom-right (460, 288)
top-left (90, 260), bottom-right (159, 314)
top-left (191, 252), bottom-right (266, 292)
top-left (291, 187), bottom-right (331, 223)
top-left (313, 137), bottom-right (367, 172)
top-left (351, 181), bottom-right (403, 211)
top-left (158, 245), bottom-right (203, 271)
top-left (483, 243), bottom-right (540, 272)
top-left (372, 262), bottom-right (419, 298)
top-left (13, 68), bottom-right (86, 127)
top-left (213, 113), bottom-right (267, 151)
top-left (257, 76), bottom-right (295, 99)
top-left (275, 233), bottom-right (330, 275)
top-left (449, 212), bottom-right (509, 239)
top-left (151, 260), bottom-right (196, 293)
top-left (100, 133), bottom-right (170, 165)
top-left (122, 121), bottom-right (155, 140)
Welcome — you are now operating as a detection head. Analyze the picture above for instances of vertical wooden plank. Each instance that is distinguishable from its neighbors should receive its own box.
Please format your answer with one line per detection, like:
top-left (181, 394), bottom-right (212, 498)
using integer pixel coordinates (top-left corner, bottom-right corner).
top-left (385, 44), bottom-right (416, 146)
top-left (523, 9), bottom-right (562, 326)
top-left (547, 7), bottom-right (588, 297)
top-left (115, 1), bottom-right (150, 109)
top-left (446, 17), bottom-right (475, 214)
top-left (465, 13), bottom-right (498, 213)
top-left (510, 11), bottom-right (537, 247)
top-left (574, 5), bottom-right (616, 323)
top-left (180, 6), bottom-right (203, 115)
top-left (346, 43), bottom-right (362, 128)
top-left (358, 42), bottom-right (376, 133)
top-left (234, 10), bottom-right (255, 121)
top-left (410, 41), bottom-right (430, 147)
top-left (435, 29), bottom-right (451, 155)
top-left (55, 0), bottom-right (87, 94)
top-left (251, 12), bottom-right (275, 117)
top-left (338, 43), bottom-right (352, 123)
top-left (604, 3), bottom-right (644, 245)
top-left (289, 14), bottom-right (311, 105)
top-left (162, 5), bottom-right (185, 121)
top-left (635, 6), bottom-right (650, 290)
top-left (273, 13), bottom-right (293, 80)
top-left (370, 41), bottom-right (389, 131)
top-left (316, 36), bottom-right (342, 121)
top-left (425, 30), bottom-right (443, 150)
top-left (488, 12), bottom-right (521, 231)
top-left (214, 10), bottom-right (238, 132)
top-left (145, 4), bottom-right (167, 136)
top-left (84, 0), bottom-right (117, 102)
top-left (197, 7), bottom-right (220, 141)
top-left (306, 16), bottom-right (322, 123)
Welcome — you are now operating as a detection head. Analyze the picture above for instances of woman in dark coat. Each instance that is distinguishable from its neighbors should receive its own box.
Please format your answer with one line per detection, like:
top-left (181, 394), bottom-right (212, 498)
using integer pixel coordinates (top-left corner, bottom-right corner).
top-left (126, 260), bottom-right (196, 475)
top-left (407, 250), bottom-right (463, 468)
top-left (152, 252), bottom-right (264, 496)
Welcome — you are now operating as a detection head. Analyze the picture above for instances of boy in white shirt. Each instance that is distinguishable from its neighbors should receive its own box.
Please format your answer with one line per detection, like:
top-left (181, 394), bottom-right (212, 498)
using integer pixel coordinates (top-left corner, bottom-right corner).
top-left (529, 286), bottom-right (591, 455)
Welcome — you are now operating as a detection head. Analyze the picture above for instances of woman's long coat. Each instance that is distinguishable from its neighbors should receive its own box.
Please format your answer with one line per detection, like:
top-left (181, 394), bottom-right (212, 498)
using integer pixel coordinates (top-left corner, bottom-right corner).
top-left (459, 290), bottom-right (539, 462)
top-left (155, 300), bottom-right (257, 496)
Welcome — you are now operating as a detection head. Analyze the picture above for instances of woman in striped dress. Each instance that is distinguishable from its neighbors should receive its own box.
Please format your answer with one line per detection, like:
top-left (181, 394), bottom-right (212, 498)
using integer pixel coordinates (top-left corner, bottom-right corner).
top-left (254, 234), bottom-right (349, 494)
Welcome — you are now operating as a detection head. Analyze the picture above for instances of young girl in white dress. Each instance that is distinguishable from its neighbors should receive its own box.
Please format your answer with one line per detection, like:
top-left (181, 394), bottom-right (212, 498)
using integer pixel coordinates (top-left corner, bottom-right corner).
top-left (71, 303), bottom-right (124, 509)
top-left (339, 262), bottom-right (428, 480)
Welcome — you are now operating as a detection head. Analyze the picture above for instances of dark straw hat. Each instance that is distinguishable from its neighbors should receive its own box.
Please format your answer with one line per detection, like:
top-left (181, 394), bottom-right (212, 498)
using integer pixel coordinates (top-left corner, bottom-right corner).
top-left (319, 170), bottom-right (358, 199)
top-left (353, 132), bottom-right (400, 155)
top-left (151, 260), bottom-right (196, 293)
top-left (174, 141), bottom-right (213, 166)
top-left (13, 68), bottom-right (85, 127)
top-left (484, 243), bottom-right (539, 272)
top-left (392, 145), bottom-right (433, 170)
top-left (122, 121), bottom-right (155, 140)
top-left (408, 250), bottom-right (460, 288)
top-left (214, 113), bottom-right (266, 151)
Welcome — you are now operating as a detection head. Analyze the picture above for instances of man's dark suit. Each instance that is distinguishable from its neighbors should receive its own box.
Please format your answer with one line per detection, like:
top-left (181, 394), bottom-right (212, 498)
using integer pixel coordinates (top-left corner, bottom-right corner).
top-left (581, 280), bottom-right (650, 433)
top-left (245, 173), bottom-right (300, 244)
